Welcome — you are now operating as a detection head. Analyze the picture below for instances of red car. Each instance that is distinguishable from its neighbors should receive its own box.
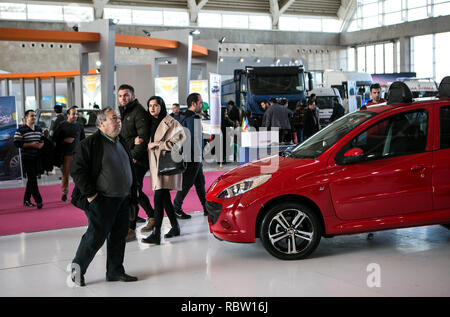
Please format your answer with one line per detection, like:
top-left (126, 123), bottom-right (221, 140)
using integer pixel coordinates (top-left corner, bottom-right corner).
top-left (206, 78), bottom-right (450, 260)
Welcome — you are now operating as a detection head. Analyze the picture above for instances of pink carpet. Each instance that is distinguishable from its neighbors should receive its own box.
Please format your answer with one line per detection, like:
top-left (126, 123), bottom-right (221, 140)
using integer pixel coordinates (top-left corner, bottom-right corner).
top-left (0, 170), bottom-right (225, 236)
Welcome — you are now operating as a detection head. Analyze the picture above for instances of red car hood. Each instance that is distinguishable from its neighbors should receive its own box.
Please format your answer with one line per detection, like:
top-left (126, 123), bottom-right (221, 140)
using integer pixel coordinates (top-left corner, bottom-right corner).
top-left (219, 155), bottom-right (317, 185)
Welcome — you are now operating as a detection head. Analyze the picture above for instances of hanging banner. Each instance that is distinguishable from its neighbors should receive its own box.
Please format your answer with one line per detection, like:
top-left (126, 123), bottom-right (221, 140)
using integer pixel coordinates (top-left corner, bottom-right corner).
top-left (155, 77), bottom-right (179, 106)
top-left (0, 96), bottom-right (21, 181)
top-left (208, 73), bottom-right (221, 135)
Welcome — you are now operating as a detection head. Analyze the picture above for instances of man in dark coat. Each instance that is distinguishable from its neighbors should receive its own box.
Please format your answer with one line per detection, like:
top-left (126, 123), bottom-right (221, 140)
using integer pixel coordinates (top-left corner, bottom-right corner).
top-left (303, 100), bottom-right (320, 139)
top-left (173, 93), bottom-right (207, 219)
top-left (117, 84), bottom-right (154, 242)
top-left (263, 99), bottom-right (292, 143)
top-left (69, 107), bottom-right (138, 287)
top-left (329, 97), bottom-right (345, 123)
top-left (53, 106), bottom-right (85, 202)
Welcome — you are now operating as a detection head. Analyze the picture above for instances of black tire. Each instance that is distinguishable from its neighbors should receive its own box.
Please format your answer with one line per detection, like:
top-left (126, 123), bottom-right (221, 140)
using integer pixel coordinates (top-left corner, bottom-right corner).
top-left (259, 202), bottom-right (322, 260)
top-left (441, 224), bottom-right (450, 230)
top-left (6, 148), bottom-right (20, 176)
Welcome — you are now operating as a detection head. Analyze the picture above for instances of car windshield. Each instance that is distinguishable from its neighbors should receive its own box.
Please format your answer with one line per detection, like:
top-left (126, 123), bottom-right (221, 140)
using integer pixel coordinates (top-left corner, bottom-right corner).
top-left (287, 111), bottom-right (377, 159)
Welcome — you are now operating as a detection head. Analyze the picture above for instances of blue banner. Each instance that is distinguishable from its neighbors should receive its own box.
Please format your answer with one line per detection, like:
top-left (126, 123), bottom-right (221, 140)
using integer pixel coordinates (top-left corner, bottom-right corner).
top-left (0, 96), bottom-right (21, 181)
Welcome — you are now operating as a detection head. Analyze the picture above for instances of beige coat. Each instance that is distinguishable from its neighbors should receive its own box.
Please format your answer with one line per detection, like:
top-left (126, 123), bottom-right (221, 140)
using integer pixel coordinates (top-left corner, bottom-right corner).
top-left (148, 115), bottom-right (186, 191)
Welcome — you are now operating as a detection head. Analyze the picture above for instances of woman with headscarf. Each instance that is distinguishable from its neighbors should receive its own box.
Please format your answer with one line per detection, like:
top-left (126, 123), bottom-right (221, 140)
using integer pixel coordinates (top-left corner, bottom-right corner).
top-left (141, 96), bottom-right (186, 245)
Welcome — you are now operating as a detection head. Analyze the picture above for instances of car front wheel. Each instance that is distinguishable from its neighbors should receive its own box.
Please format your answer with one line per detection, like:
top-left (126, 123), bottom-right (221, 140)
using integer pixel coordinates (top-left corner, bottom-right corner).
top-left (260, 202), bottom-right (322, 260)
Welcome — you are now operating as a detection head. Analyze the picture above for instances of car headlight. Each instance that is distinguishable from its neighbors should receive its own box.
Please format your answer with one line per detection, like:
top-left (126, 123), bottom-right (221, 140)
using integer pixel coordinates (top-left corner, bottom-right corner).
top-left (216, 174), bottom-right (272, 199)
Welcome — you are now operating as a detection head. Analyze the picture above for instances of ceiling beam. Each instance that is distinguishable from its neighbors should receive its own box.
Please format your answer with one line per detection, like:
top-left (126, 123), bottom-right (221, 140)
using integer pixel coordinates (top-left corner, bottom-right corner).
top-left (270, 0), bottom-right (296, 29)
top-left (187, 0), bottom-right (209, 25)
top-left (337, 0), bottom-right (357, 33)
top-left (92, 0), bottom-right (110, 20)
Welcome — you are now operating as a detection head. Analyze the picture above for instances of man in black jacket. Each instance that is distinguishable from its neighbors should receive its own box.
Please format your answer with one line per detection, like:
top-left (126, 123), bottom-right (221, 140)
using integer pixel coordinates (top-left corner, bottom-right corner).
top-left (117, 84), bottom-right (154, 242)
top-left (173, 93), bottom-right (207, 219)
top-left (53, 106), bottom-right (85, 202)
top-left (329, 97), bottom-right (345, 123)
top-left (69, 107), bottom-right (138, 287)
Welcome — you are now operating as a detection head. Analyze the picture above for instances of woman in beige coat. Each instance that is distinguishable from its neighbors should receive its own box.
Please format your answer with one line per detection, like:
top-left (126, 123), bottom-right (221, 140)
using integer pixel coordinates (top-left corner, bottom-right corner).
top-left (141, 96), bottom-right (186, 245)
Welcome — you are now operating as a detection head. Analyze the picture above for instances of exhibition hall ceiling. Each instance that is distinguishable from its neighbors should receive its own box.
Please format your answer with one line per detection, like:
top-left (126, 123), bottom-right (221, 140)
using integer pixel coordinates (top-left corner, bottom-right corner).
top-left (24, 0), bottom-right (342, 17)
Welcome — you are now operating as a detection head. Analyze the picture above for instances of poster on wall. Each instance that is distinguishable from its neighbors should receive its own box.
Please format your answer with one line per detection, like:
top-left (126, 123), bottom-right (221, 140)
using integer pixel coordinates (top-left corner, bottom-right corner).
top-left (83, 75), bottom-right (101, 108)
top-left (189, 80), bottom-right (209, 110)
top-left (155, 77), bottom-right (179, 106)
top-left (0, 96), bottom-right (22, 181)
top-left (208, 73), bottom-right (221, 135)
top-left (347, 80), bottom-right (358, 113)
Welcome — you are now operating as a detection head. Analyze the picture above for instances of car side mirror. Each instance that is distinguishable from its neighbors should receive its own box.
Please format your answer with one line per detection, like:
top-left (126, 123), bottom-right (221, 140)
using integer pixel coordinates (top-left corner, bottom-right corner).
top-left (342, 147), bottom-right (364, 164)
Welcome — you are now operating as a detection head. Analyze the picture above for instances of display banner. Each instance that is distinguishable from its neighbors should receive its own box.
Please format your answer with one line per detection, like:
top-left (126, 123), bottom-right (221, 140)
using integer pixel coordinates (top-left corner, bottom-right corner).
top-left (190, 80), bottom-right (209, 105)
top-left (347, 80), bottom-right (358, 113)
top-left (155, 77), bottom-right (179, 106)
top-left (209, 73), bottom-right (221, 135)
top-left (83, 75), bottom-right (101, 108)
top-left (0, 96), bottom-right (22, 181)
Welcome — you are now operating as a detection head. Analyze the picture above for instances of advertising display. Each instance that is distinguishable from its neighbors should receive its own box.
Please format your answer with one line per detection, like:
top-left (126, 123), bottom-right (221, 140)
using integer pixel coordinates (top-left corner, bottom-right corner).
top-left (208, 73), bottom-right (221, 135)
top-left (155, 77), bottom-right (179, 106)
top-left (189, 80), bottom-right (209, 107)
top-left (0, 96), bottom-right (21, 181)
top-left (83, 75), bottom-right (101, 108)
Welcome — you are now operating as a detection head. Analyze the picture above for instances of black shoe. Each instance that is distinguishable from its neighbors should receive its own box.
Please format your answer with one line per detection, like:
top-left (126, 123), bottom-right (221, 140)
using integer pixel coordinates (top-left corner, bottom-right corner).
top-left (136, 216), bottom-right (146, 223)
top-left (61, 194), bottom-right (67, 202)
top-left (106, 273), bottom-right (138, 282)
top-left (203, 210), bottom-right (209, 216)
top-left (37, 202), bottom-right (43, 209)
top-left (141, 232), bottom-right (161, 245)
top-left (175, 210), bottom-right (191, 219)
top-left (71, 268), bottom-right (85, 287)
top-left (164, 226), bottom-right (180, 239)
top-left (24, 201), bottom-right (35, 207)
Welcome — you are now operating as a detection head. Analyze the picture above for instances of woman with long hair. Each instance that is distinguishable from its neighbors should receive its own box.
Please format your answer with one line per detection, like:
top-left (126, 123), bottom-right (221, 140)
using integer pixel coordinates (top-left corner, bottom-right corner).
top-left (141, 96), bottom-right (186, 245)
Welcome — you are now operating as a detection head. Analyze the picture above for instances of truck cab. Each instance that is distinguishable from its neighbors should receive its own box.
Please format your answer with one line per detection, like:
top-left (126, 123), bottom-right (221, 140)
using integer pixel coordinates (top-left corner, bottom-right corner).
top-left (222, 66), bottom-right (311, 128)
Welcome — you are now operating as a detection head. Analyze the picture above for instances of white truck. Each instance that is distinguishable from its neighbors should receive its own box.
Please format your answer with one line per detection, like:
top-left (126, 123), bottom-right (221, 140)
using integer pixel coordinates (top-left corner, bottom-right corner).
top-left (393, 77), bottom-right (438, 98)
top-left (322, 70), bottom-right (373, 113)
top-left (308, 87), bottom-right (343, 126)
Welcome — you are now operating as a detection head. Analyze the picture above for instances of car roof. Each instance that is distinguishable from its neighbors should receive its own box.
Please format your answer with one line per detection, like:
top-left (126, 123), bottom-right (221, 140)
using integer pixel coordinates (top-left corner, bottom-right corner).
top-left (364, 97), bottom-right (450, 114)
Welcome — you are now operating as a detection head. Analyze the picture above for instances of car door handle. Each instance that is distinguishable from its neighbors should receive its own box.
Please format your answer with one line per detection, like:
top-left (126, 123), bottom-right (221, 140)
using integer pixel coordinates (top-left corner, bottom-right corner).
top-left (411, 164), bottom-right (425, 173)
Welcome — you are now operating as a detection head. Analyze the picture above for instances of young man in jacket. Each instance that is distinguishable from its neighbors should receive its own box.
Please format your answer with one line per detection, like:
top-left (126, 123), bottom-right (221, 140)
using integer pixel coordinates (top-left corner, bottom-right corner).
top-left (69, 107), bottom-right (138, 287)
top-left (117, 84), bottom-right (154, 241)
top-left (173, 93), bottom-right (207, 219)
top-left (53, 106), bottom-right (85, 202)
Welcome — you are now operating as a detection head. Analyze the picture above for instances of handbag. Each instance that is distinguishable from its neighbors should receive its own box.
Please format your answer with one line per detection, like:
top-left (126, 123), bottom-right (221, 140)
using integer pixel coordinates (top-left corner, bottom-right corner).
top-left (158, 150), bottom-right (186, 175)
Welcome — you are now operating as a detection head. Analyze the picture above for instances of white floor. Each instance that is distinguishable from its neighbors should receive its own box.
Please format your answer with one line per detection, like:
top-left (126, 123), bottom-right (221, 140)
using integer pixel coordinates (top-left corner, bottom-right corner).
top-left (0, 211), bottom-right (449, 297)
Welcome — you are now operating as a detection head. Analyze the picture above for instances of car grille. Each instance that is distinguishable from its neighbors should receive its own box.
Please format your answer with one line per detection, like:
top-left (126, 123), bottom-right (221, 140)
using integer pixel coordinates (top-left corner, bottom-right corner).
top-left (205, 200), bottom-right (222, 225)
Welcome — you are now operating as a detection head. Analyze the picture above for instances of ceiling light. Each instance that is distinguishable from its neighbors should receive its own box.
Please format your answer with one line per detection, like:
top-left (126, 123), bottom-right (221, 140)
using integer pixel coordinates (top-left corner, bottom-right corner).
top-left (256, 58), bottom-right (261, 63)
top-left (190, 29), bottom-right (200, 36)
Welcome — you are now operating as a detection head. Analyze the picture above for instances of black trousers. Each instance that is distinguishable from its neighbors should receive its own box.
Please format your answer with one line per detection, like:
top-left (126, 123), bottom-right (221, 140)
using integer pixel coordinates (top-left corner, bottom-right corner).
top-left (73, 195), bottom-right (130, 277)
top-left (22, 158), bottom-right (42, 204)
top-left (173, 162), bottom-right (206, 212)
top-left (154, 189), bottom-right (178, 233)
top-left (129, 164), bottom-right (154, 230)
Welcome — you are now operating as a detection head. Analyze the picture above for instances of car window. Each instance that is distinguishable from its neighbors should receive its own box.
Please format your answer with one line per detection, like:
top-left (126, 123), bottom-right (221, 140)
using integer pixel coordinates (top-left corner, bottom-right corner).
top-left (37, 111), bottom-right (55, 129)
top-left (336, 110), bottom-right (428, 164)
top-left (288, 111), bottom-right (376, 159)
top-left (440, 106), bottom-right (450, 150)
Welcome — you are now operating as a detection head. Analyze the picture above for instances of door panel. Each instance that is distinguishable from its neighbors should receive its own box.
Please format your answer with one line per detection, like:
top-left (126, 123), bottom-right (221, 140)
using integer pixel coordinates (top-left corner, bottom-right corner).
top-left (329, 153), bottom-right (432, 220)
top-left (329, 109), bottom-right (432, 221)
